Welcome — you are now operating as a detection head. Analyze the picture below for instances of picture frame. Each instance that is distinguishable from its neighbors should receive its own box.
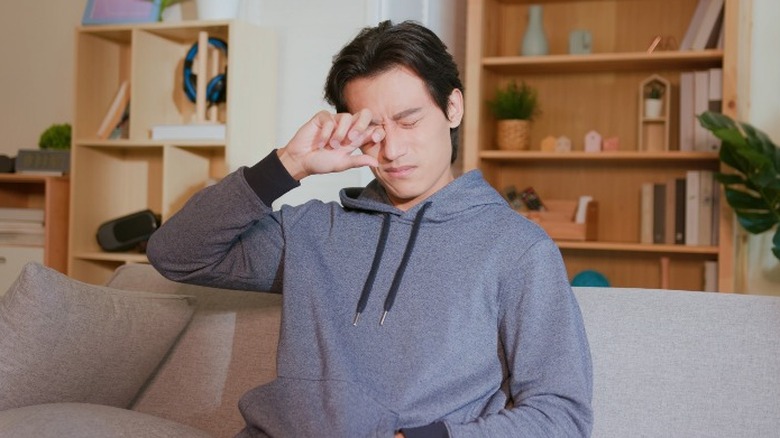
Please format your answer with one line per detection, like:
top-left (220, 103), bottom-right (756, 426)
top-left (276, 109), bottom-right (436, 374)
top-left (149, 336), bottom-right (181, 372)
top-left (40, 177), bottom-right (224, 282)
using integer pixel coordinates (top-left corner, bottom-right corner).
top-left (82, 0), bottom-right (162, 25)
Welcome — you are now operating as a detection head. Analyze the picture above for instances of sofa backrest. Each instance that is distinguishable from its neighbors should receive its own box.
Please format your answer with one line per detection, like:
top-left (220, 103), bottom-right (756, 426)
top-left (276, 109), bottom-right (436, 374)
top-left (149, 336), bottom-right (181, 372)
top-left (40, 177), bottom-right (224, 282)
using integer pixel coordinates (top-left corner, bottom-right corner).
top-left (106, 264), bottom-right (281, 438)
top-left (108, 264), bottom-right (780, 438)
top-left (575, 286), bottom-right (780, 437)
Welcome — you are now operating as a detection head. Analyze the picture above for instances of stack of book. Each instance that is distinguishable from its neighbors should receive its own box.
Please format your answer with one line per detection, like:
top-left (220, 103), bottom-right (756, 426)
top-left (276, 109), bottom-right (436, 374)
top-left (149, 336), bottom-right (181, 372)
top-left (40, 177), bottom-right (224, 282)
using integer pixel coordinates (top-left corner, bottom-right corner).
top-left (0, 207), bottom-right (45, 246)
top-left (639, 170), bottom-right (720, 247)
top-left (679, 68), bottom-right (722, 152)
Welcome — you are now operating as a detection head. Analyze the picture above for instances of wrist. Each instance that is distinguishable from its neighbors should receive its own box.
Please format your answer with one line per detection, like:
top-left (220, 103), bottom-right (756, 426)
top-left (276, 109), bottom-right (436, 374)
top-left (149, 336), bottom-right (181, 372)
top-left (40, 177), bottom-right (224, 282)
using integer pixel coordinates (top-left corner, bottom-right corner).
top-left (276, 148), bottom-right (307, 181)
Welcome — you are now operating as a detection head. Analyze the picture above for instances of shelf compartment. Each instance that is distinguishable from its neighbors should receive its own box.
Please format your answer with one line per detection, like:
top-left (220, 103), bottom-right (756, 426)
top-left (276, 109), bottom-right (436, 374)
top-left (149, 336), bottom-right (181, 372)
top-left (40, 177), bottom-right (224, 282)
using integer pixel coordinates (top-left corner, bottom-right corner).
top-left (562, 250), bottom-right (716, 290)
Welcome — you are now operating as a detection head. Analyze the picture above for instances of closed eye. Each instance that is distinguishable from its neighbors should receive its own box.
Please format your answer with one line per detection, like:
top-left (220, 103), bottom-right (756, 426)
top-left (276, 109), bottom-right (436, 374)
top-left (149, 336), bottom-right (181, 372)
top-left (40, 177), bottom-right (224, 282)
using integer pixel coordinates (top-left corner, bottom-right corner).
top-left (400, 118), bottom-right (421, 129)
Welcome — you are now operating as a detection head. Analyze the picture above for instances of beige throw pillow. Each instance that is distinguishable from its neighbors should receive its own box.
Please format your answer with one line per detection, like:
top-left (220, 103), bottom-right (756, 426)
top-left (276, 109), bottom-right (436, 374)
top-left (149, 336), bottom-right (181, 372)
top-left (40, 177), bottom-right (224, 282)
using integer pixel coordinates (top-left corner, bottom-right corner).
top-left (0, 262), bottom-right (195, 411)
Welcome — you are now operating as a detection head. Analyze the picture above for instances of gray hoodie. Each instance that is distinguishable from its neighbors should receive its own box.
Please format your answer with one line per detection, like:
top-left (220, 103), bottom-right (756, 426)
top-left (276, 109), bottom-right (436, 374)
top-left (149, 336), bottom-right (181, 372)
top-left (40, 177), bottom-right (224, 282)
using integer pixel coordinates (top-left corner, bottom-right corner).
top-left (146, 153), bottom-right (593, 437)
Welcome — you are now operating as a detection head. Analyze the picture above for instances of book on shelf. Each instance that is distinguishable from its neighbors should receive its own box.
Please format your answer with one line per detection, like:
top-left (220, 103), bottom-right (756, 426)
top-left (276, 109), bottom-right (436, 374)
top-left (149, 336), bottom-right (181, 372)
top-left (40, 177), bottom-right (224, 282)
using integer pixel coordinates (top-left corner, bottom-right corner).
top-left (680, 0), bottom-right (711, 50)
top-left (674, 178), bottom-right (687, 245)
top-left (703, 260), bottom-right (718, 292)
top-left (0, 207), bottom-right (44, 223)
top-left (684, 170), bottom-right (719, 246)
top-left (150, 123), bottom-right (226, 141)
top-left (679, 72), bottom-right (695, 152)
top-left (652, 183), bottom-right (666, 244)
top-left (97, 81), bottom-right (130, 140)
top-left (681, 0), bottom-right (725, 51)
top-left (640, 182), bottom-right (654, 244)
top-left (683, 68), bottom-right (722, 152)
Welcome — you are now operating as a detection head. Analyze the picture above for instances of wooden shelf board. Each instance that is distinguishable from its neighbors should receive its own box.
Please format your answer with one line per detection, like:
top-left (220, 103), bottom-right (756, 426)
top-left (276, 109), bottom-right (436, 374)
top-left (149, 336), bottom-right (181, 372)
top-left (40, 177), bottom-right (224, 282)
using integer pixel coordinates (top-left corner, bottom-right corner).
top-left (483, 50), bottom-right (723, 74)
top-left (73, 251), bottom-right (149, 263)
top-left (76, 139), bottom-right (226, 148)
top-left (557, 241), bottom-right (719, 255)
top-left (480, 150), bottom-right (720, 162)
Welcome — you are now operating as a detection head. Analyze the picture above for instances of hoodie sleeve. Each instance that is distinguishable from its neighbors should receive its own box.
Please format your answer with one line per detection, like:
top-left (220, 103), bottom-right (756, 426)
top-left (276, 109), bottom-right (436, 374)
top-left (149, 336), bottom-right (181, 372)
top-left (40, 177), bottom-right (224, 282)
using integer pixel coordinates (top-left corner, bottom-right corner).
top-left (444, 238), bottom-right (594, 437)
top-left (146, 150), bottom-right (299, 291)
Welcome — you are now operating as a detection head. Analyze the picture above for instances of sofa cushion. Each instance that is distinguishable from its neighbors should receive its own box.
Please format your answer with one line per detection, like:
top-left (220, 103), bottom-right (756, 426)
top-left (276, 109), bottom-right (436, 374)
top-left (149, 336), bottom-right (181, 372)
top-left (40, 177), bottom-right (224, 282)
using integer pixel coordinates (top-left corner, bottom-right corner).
top-left (0, 403), bottom-right (211, 438)
top-left (0, 262), bottom-right (196, 411)
top-left (107, 263), bottom-right (281, 438)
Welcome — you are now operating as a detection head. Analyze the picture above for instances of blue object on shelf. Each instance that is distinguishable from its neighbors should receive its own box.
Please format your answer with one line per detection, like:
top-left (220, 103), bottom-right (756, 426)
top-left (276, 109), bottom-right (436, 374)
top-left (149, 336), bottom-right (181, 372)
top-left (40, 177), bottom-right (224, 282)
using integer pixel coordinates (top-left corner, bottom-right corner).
top-left (571, 270), bottom-right (610, 287)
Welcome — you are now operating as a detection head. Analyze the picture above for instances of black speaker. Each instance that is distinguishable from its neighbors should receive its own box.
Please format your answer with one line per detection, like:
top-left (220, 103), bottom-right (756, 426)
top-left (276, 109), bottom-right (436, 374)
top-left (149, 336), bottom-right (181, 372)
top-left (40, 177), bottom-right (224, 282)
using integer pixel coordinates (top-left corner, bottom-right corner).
top-left (96, 209), bottom-right (161, 252)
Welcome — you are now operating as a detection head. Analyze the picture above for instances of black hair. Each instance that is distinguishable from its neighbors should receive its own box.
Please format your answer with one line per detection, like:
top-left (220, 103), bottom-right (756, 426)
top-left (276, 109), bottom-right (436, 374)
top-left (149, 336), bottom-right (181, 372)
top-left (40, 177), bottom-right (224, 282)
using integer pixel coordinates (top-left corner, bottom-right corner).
top-left (324, 20), bottom-right (463, 163)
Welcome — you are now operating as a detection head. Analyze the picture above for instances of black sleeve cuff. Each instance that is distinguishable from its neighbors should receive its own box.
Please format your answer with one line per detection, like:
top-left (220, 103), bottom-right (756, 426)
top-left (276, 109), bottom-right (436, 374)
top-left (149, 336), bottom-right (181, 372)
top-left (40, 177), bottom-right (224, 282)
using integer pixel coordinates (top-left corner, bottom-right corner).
top-left (242, 150), bottom-right (301, 206)
top-left (401, 422), bottom-right (448, 438)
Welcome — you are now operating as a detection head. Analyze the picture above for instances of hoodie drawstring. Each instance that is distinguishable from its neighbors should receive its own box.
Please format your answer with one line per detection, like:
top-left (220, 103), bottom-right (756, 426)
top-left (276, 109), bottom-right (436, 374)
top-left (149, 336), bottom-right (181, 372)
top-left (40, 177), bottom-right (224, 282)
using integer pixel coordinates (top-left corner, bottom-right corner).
top-left (353, 202), bottom-right (431, 326)
top-left (353, 213), bottom-right (392, 326)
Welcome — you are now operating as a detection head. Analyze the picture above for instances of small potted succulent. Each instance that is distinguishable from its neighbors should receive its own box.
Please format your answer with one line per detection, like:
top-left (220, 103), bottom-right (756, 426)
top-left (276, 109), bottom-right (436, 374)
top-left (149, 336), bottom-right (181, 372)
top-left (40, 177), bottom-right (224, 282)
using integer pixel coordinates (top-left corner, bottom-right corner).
top-left (644, 82), bottom-right (665, 118)
top-left (487, 80), bottom-right (540, 150)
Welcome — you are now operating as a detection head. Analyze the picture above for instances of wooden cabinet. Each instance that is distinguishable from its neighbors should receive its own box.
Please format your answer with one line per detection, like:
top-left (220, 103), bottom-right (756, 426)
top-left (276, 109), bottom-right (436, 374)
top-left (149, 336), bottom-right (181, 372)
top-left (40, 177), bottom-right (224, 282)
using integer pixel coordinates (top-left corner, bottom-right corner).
top-left (0, 174), bottom-right (69, 294)
top-left (69, 20), bottom-right (277, 284)
top-left (463, 0), bottom-right (744, 291)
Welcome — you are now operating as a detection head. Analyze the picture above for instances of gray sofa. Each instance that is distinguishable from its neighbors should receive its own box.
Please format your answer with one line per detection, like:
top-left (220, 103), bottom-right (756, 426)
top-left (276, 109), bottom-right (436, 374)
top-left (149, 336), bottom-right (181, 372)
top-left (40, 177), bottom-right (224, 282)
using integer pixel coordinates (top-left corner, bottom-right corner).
top-left (1, 262), bottom-right (779, 437)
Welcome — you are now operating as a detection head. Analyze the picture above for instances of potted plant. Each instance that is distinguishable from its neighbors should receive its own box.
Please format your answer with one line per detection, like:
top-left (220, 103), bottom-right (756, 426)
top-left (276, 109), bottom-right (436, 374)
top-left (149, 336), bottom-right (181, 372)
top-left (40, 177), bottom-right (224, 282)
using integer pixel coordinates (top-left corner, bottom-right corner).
top-left (487, 80), bottom-right (540, 150)
top-left (38, 123), bottom-right (71, 150)
top-left (698, 111), bottom-right (780, 260)
top-left (644, 82), bottom-right (664, 118)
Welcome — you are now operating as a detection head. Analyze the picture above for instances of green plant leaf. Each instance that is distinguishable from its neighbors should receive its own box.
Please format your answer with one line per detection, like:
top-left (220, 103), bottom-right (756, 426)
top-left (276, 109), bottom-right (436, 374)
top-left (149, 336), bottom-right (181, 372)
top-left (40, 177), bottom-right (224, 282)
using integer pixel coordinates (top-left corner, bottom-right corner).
top-left (736, 211), bottom-right (777, 234)
top-left (714, 172), bottom-right (745, 186)
top-left (724, 187), bottom-right (766, 211)
top-left (773, 227), bottom-right (780, 261)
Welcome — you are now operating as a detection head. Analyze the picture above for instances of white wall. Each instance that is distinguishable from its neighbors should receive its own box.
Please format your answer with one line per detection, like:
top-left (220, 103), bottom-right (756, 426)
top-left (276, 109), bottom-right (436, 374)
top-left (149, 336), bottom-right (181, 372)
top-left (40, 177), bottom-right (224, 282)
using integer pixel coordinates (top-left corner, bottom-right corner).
top-left (744, 0), bottom-right (780, 295)
top-left (0, 1), bottom-right (86, 156)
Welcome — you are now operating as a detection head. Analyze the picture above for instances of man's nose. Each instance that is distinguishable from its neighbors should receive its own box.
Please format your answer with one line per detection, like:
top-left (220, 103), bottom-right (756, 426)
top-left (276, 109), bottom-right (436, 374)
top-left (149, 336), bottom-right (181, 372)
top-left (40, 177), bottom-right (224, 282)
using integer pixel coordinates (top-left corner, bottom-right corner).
top-left (381, 130), bottom-right (408, 161)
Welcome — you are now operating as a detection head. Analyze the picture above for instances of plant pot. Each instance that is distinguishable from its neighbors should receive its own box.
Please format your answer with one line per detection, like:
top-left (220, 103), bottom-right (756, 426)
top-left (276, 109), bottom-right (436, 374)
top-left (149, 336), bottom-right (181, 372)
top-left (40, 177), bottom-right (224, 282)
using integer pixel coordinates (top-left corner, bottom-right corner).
top-left (496, 119), bottom-right (531, 150)
top-left (196, 0), bottom-right (241, 20)
top-left (644, 98), bottom-right (663, 118)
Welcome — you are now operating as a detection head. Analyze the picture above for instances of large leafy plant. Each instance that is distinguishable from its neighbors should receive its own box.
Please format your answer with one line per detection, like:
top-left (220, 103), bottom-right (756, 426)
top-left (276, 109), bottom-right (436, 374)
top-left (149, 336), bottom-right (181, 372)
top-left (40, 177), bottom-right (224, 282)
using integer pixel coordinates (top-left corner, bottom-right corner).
top-left (698, 111), bottom-right (780, 260)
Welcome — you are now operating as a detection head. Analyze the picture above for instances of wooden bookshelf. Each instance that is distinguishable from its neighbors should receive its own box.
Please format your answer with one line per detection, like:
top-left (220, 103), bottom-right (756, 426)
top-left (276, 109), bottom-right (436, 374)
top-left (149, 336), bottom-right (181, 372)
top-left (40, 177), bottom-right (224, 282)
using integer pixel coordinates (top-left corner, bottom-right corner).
top-left (463, 0), bottom-right (745, 291)
top-left (69, 20), bottom-right (277, 284)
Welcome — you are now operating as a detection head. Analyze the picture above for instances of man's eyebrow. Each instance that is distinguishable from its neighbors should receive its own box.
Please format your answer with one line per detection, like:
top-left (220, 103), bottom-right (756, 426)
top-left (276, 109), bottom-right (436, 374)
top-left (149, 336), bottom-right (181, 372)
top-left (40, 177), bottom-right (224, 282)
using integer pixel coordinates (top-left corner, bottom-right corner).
top-left (392, 107), bottom-right (422, 121)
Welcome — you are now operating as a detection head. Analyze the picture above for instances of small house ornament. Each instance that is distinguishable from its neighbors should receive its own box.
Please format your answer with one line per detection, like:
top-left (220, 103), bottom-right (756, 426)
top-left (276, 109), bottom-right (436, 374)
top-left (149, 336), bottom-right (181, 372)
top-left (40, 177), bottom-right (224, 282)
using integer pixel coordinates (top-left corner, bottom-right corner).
top-left (603, 136), bottom-right (620, 151)
top-left (584, 130), bottom-right (602, 152)
top-left (541, 135), bottom-right (556, 152)
top-left (556, 136), bottom-right (572, 152)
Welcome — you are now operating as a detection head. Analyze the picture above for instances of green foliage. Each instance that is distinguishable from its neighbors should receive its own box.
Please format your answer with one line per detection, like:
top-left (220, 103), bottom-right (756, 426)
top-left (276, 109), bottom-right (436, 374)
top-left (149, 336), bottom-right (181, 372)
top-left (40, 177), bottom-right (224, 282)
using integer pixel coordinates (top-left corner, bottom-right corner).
top-left (647, 83), bottom-right (664, 99)
top-left (487, 80), bottom-right (540, 121)
top-left (156, 0), bottom-right (183, 21)
top-left (38, 123), bottom-right (72, 150)
top-left (698, 111), bottom-right (780, 260)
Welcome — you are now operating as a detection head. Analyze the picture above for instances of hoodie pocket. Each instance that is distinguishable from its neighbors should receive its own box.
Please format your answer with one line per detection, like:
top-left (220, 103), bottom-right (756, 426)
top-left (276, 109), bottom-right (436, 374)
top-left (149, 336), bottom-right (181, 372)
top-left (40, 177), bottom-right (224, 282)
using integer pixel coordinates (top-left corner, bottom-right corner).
top-left (238, 376), bottom-right (400, 438)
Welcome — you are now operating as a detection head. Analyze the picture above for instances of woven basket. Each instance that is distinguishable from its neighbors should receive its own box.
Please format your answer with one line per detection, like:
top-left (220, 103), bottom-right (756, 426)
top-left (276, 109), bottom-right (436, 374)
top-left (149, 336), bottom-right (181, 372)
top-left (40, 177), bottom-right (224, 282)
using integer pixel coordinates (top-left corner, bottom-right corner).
top-left (496, 119), bottom-right (530, 150)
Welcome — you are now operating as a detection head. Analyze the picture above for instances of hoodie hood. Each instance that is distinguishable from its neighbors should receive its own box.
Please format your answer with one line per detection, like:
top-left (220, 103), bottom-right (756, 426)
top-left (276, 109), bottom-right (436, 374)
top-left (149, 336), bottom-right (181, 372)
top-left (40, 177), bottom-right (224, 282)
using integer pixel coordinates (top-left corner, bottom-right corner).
top-left (339, 170), bottom-right (510, 325)
top-left (339, 169), bottom-right (508, 221)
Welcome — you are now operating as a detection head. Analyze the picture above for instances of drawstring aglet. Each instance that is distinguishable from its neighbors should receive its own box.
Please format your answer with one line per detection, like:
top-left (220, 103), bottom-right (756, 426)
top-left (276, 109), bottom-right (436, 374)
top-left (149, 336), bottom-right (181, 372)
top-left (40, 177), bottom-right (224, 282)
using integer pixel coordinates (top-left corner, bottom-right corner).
top-left (353, 312), bottom-right (362, 326)
top-left (380, 311), bottom-right (388, 326)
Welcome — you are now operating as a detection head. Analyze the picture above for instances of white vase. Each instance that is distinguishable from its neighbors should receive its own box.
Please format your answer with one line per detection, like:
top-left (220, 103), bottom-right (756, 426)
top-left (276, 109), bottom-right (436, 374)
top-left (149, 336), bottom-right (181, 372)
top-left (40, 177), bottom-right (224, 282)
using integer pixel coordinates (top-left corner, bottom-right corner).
top-left (521, 5), bottom-right (549, 56)
top-left (196, 0), bottom-right (241, 20)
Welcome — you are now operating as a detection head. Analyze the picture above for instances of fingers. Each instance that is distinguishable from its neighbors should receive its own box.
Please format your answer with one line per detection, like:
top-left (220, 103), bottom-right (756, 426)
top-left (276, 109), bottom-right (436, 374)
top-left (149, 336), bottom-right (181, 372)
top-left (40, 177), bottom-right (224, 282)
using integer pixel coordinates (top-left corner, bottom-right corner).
top-left (322, 109), bottom-right (382, 150)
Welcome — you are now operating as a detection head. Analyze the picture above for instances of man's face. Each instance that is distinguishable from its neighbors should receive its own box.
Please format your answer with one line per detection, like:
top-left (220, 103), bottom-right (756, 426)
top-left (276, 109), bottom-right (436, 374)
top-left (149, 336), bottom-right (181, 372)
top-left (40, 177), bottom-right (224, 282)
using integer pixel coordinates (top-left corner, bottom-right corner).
top-left (344, 67), bottom-right (463, 211)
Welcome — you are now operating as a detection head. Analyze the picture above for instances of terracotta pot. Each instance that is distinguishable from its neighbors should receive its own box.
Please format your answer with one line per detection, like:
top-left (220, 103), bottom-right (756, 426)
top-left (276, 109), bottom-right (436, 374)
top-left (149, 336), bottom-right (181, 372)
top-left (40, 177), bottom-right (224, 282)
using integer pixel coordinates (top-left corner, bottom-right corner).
top-left (496, 119), bottom-right (531, 150)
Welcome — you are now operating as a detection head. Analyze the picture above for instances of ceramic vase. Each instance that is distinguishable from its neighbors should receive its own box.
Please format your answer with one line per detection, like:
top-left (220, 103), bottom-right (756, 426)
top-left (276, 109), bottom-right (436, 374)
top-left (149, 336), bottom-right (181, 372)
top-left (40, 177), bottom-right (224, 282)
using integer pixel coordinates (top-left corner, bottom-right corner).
top-left (521, 5), bottom-right (549, 56)
top-left (196, 0), bottom-right (241, 20)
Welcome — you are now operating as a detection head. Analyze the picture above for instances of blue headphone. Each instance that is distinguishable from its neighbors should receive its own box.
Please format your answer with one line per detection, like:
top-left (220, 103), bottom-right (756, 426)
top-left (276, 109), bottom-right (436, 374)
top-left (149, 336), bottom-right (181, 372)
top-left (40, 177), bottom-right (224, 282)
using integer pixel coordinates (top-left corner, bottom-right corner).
top-left (183, 37), bottom-right (228, 105)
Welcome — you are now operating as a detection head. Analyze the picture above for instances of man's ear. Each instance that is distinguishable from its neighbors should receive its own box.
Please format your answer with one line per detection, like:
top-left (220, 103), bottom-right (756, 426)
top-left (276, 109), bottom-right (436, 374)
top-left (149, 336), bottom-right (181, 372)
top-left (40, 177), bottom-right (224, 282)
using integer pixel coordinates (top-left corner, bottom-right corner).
top-left (447, 88), bottom-right (464, 128)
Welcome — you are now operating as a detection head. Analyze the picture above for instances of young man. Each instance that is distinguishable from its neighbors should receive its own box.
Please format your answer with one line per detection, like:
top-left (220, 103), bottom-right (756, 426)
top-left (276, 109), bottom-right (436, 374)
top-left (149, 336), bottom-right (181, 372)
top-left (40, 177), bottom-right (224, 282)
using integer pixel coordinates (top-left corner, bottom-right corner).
top-left (147, 20), bottom-right (592, 438)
